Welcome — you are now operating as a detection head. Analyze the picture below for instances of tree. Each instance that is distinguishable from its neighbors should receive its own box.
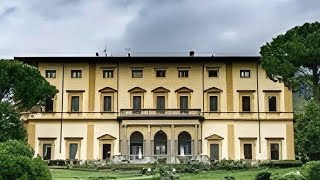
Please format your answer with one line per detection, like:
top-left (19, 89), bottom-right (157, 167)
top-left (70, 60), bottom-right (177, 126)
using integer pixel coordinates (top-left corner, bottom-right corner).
top-left (0, 103), bottom-right (26, 142)
top-left (0, 59), bottom-right (57, 142)
top-left (295, 101), bottom-right (320, 160)
top-left (260, 22), bottom-right (320, 102)
top-left (0, 60), bottom-right (57, 111)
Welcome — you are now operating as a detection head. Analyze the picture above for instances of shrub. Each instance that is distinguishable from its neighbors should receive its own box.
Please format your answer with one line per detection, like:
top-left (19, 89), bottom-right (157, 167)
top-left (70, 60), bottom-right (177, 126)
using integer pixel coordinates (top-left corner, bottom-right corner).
top-left (303, 161), bottom-right (320, 180)
top-left (0, 140), bottom-right (34, 158)
top-left (48, 160), bottom-right (66, 166)
top-left (211, 159), bottom-right (252, 170)
top-left (255, 171), bottom-right (271, 180)
top-left (272, 171), bottom-right (306, 180)
top-left (0, 140), bottom-right (52, 180)
top-left (271, 160), bottom-right (303, 168)
top-left (223, 176), bottom-right (235, 180)
top-left (33, 157), bottom-right (52, 180)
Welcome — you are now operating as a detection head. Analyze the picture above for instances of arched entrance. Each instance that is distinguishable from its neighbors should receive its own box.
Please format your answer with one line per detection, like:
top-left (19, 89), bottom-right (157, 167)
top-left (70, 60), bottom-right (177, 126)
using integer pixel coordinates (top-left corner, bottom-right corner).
top-left (178, 131), bottom-right (192, 155)
top-left (154, 131), bottom-right (167, 155)
top-left (130, 131), bottom-right (144, 159)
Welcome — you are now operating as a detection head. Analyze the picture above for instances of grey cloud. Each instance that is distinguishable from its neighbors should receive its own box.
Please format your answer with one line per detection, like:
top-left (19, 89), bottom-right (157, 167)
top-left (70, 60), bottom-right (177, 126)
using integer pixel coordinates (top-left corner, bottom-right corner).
top-left (0, 6), bottom-right (16, 19)
top-left (0, 0), bottom-right (319, 58)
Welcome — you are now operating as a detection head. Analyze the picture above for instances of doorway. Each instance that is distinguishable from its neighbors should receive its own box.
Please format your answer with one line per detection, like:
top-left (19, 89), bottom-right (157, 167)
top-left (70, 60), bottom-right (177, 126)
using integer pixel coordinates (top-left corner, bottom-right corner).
top-left (102, 144), bottom-right (111, 160)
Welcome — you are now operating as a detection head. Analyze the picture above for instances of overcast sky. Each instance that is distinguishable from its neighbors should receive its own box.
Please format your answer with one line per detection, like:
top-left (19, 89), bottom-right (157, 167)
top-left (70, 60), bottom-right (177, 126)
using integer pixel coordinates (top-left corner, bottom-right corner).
top-left (0, 0), bottom-right (320, 58)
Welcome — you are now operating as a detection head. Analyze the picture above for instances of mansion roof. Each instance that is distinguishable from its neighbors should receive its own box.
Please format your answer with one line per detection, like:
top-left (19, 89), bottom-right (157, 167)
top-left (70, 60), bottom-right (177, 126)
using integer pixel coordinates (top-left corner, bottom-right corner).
top-left (15, 56), bottom-right (260, 64)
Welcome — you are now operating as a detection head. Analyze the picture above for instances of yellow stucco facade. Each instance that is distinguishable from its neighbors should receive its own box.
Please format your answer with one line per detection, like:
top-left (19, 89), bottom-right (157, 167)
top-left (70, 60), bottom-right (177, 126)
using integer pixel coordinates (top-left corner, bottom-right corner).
top-left (18, 56), bottom-right (294, 162)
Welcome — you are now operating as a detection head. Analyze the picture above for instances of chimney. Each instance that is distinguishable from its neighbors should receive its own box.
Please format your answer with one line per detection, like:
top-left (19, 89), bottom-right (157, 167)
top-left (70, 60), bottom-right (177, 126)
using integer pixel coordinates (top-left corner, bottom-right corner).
top-left (96, 52), bottom-right (99, 56)
top-left (128, 52), bottom-right (131, 57)
top-left (189, 51), bottom-right (194, 57)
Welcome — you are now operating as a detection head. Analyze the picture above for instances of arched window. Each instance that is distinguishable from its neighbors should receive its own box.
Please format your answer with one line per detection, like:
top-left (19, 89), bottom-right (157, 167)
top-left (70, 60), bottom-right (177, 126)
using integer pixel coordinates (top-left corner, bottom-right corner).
top-left (154, 131), bottom-right (167, 155)
top-left (130, 131), bottom-right (144, 159)
top-left (178, 131), bottom-right (192, 155)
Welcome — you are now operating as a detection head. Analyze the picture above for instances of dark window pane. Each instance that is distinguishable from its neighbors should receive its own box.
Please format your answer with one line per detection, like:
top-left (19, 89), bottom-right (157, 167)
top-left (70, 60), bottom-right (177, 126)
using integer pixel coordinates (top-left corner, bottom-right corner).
top-left (210, 144), bottom-right (219, 160)
top-left (156, 96), bottom-right (165, 114)
top-left (43, 144), bottom-right (52, 160)
top-left (71, 96), bottom-right (80, 112)
top-left (244, 144), bottom-right (252, 159)
top-left (180, 96), bottom-right (188, 113)
top-left (45, 98), bottom-right (54, 112)
top-left (133, 96), bottom-right (141, 114)
top-left (240, 70), bottom-right (250, 78)
top-left (242, 96), bottom-right (251, 111)
top-left (210, 96), bottom-right (218, 111)
top-left (178, 70), bottom-right (189, 77)
top-left (208, 70), bottom-right (218, 77)
top-left (71, 70), bottom-right (82, 78)
top-left (271, 143), bottom-right (280, 160)
top-left (69, 143), bottom-right (78, 160)
top-left (45, 70), bottom-right (56, 78)
top-left (103, 96), bottom-right (112, 112)
top-left (156, 70), bottom-right (166, 77)
top-left (132, 70), bottom-right (143, 78)
top-left (103, 70), bottom-right (113, 78)
top-left (269, 96), bottom-right (277, 112)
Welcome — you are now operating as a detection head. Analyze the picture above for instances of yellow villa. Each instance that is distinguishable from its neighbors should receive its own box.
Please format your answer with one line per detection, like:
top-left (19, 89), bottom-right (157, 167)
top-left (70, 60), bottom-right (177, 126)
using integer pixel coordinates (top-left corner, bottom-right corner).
top-left (15, 54), bottom-right (294, 163)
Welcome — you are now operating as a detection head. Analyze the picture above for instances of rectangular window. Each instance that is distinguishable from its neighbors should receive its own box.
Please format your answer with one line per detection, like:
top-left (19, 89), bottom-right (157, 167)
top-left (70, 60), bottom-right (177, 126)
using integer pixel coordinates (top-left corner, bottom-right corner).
top-left (156, 96), bottom-right (165, 114)
top-left (268, 96), bottom-right (277, 112)
top-left (71, 96), bottom-right (80, 112)
top-left (45, 70), bottom-right (56, 78)
top-left (156, 70), bottom-right (166, 77)
top-left (103, 96), bottom-right (112, 112)
top-left (240, 70), bottom-right (250, 78)
top-left (133, 96), bottom-right (142, 114)
top-left (242, 96), bottom-right (251, 112)
top-left (180, 96), bottom-right (189, 113)
top-left (103, 70), bottom-right (113, 78)
top-left (271, 143), bottom-right (280, 160)
top-left (71, 70), bottom-right (82, 78)
top-left (210, 144), bottom-right (219, 160)
top-left (244, 144), bottom-right (253, 159)
top-left (209, 96), bottom-right (218, 112)
top-left (42, 144), bottom-right (52, 160)
top-left (132, 70), bottom-right (143, 78)
top-left (208, 69), bottom-right (218, 77)
top-left (69, 143), bottom-right (79, 160)
top-left (45, 98), bottom-right (54, 112)
top-left (178, 70), bottom-right (189, 77)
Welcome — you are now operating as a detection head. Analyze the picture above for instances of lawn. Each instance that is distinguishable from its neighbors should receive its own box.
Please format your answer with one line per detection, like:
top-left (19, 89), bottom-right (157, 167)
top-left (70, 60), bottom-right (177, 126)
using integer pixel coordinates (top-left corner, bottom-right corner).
top-left (50, 167), bottom-right (301, 180)
top-left (179, 167), bottom-right (301, 180)
top-left (50, 168), bottom-right (142, 179)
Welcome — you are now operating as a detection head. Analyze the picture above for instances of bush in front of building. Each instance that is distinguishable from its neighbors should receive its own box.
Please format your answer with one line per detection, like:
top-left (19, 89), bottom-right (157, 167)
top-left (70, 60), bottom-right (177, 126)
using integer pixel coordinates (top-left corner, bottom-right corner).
top-left (211, 159), bottom-right (253, 170)
top-left (302, 161), bottom-right (320, 180)
top-left (0, 140), bottom-right (52, 180)
top-left (271, 171), bottom-right (306, 180)
top-left (255, 171), bottom-right (271, 180)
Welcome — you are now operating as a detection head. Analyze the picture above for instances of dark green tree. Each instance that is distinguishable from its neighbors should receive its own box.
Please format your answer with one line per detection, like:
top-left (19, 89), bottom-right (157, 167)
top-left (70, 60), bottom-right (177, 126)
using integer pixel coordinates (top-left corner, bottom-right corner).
top-left (0, 59), bottom-right (57, 142)
top-left (0, 103), bottom-right (27, 142)
top-left (295, 101), bottom-right (320, 159)
top-left (0, 60), bottom-right (57, 111)
top-left (260, 22), bottom-right (320, 102)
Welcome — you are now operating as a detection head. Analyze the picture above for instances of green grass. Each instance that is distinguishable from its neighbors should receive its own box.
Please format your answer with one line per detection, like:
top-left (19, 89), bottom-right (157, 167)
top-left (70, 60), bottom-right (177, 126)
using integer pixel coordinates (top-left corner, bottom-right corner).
top-left (179, 167), bottom-right (301, 180)
top-left (50, 167), bottom-right (301, 180)
top-left (50, 168), bottom-right (142, 180)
